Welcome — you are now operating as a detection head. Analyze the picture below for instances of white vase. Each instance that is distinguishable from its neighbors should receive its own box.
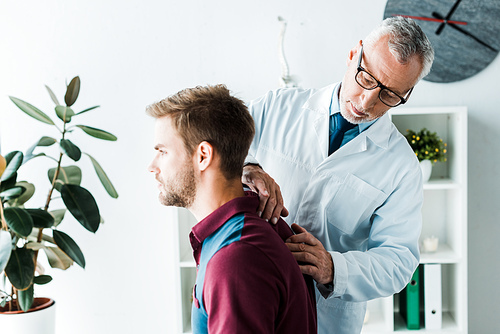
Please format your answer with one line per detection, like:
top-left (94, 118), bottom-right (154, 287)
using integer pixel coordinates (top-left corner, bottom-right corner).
top-left (0, 298), bottom-right (56, 334)
top-left (419, 159), bottom-right (432, 182)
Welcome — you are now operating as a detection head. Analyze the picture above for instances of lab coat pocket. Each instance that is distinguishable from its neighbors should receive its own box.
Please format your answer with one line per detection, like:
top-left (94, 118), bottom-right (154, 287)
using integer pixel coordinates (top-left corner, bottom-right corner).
top-left (326, 173), bottom-right (386, 235)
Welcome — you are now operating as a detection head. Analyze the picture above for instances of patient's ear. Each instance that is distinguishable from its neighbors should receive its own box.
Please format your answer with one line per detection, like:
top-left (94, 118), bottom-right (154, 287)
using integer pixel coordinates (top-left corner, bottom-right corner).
top-left (195, 141), bottom-right (213, 172)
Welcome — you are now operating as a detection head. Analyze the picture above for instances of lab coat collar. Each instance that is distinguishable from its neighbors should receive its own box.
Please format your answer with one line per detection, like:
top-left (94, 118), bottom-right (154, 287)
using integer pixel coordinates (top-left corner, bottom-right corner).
top-left (304, 83), bottom-right (392, 160)
top-left (302, 83), bottom-right (337, 115)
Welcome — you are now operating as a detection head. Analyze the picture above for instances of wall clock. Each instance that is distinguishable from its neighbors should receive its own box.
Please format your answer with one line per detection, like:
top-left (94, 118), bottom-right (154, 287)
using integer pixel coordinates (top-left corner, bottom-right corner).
top-left (383, 0), bottom-right (500, 83)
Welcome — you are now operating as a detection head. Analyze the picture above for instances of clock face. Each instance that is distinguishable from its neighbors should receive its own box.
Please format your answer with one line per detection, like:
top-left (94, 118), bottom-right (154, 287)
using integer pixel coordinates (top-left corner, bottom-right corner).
top-left (384, 0), bottom-right (500, 83)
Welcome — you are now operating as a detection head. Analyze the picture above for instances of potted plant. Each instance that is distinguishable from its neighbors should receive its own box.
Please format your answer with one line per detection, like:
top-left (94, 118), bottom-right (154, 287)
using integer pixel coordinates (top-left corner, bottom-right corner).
top-left (404, 128), bottom-right (447, 182)
top-left (0, 76), bottom-right (118, 331)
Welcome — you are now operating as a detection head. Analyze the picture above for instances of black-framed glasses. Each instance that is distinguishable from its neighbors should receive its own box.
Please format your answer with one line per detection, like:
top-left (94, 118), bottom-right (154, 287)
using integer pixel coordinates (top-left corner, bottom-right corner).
top-left (355, 44), bottom-right (413, 107)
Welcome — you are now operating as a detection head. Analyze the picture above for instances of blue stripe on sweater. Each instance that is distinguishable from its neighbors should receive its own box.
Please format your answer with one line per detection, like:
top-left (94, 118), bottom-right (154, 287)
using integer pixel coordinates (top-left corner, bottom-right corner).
top-left (191, 213), bottom-right (245, 334)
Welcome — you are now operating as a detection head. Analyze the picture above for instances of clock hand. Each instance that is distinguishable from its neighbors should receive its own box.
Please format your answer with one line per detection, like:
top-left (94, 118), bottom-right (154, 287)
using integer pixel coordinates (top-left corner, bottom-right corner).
top-left (432, 12), bottom-right (498, 52)
top-left (436, 0), bottom-right (463, 35)
top-left (392, 14), bottom-right (467, 26)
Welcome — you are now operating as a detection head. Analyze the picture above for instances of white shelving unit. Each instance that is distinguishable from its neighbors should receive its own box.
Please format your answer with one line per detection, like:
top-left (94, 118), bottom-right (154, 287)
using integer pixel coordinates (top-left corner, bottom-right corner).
top-left (363, 106), bottom-right (468, 334)
top-left (174, 106), bottom-right (468, 334)
top-left (174, 207), bottom-right (198, 334)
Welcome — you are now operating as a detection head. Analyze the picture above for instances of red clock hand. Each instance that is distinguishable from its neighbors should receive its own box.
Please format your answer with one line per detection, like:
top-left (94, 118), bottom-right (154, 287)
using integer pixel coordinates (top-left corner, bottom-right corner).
top-left (393, 14), bottom-right (467, 26)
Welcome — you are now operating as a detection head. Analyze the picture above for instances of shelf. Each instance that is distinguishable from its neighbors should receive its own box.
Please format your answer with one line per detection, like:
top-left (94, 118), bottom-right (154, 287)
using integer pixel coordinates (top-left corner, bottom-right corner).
top-left (420, 244), bottom-right (460, 264)
top-left (362, 310), bottom-right (391, 333)
top-left (394, 311), bottom-right (461, 333)
top-left (179, 260), bottom-right (196, 268)
top-left (180, 267), bottom-right (196, 334)
top-left (390, 108), bottom-right (467, 185)
top-left (423, 179), bottom-right (461, 190)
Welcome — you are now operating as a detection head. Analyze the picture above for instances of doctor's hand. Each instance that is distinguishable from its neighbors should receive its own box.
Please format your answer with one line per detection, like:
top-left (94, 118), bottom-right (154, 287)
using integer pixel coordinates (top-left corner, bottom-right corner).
top-left (242, 164), bottom-right (289, 224)
top-left (286, 223), bottom-right (334, 285)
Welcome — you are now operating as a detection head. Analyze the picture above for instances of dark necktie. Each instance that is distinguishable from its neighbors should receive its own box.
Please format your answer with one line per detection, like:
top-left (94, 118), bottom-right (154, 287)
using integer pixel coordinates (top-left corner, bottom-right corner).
top-left (329, 112), bottom-right (356, 155)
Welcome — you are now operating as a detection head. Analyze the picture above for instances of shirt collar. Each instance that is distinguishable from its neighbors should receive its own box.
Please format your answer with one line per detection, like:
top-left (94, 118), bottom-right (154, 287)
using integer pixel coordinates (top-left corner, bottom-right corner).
top-left (190, 191), bottom-right (260, 252)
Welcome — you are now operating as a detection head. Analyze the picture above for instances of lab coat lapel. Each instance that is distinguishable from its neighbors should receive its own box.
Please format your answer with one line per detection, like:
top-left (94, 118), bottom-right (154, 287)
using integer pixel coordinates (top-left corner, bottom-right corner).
top-left (303, 84), bottom-right (337, 161)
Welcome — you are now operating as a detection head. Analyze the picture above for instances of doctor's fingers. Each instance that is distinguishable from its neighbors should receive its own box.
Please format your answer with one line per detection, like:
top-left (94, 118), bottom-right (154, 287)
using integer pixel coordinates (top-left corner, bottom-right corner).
top-left (242, 164), bottom-right (270, 196)
top-left (286, 229), bottom-right (319, 246)
top-left (289, 246), bottom-right (323, 273)
top-left (262, 185), bottom-right (288, 223)
top-left (250, 173), bottom-right (286, 222)
top-left (291, 247), bottom-right (334, 284)
top-left (241, 165), bottom-right (288, 222)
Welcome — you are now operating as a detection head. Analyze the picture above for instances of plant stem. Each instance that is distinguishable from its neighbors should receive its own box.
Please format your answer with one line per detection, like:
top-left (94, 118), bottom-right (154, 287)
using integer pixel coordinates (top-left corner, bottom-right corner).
top-left (43, 152), bottom-right (64, 212)
top-left (0, 202), bottom-right (7, 231)
top-left (33, 122), bottom-right (66, 274)
top-left (9, 287), bottom-right (14, 312)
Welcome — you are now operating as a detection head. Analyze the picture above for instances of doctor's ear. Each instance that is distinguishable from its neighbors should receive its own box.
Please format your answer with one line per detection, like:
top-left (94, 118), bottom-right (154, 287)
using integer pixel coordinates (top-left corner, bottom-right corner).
top-left (347, 40), bottom-right (363, 66)
top-left (195, 141), bottom-right (214, 172)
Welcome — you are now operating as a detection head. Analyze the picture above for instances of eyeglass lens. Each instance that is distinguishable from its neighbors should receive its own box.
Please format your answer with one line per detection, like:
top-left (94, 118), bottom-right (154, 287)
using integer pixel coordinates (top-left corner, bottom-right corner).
top-left (355, 71), bottom-right (402, 107)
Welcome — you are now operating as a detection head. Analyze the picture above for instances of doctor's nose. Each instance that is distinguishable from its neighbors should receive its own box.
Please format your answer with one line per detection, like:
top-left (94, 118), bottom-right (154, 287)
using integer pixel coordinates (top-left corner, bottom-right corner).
top-left (360, 88), bottom-right (379, 110)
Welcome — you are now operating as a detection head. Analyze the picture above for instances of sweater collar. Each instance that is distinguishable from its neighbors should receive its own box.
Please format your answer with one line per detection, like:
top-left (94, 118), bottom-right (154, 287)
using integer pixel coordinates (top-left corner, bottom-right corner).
top-left (190, 191), bottom-right (259, 251)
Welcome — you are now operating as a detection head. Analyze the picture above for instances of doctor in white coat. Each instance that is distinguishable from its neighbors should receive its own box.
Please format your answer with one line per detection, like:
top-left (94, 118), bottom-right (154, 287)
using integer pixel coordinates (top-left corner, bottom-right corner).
top-left (242, 17), bottom-right (434, 334)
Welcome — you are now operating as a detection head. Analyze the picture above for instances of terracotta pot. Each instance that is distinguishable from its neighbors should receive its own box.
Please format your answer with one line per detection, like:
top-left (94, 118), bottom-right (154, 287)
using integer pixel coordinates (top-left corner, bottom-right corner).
top-left (0, 297), bottom-right (56, 334)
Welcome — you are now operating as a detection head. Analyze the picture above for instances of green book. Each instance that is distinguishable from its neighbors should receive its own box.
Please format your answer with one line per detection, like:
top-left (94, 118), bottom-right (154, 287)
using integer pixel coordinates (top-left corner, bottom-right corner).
top-left (400, 266), bottom-right (420, 330)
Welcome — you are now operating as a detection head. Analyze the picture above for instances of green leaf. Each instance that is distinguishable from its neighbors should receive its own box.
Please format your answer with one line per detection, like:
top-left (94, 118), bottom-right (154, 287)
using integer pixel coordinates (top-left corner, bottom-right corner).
top-left (5, 248), bottom-right (35, 290)
top-left (61, 184), bottom-right (100, 233)
top-left (24, 137), bottom-right (57, 164)
top-left (85, 154), bottom-right (118, 198)
top-left (52, 230), bottom-right (85, 268)
top-left (34, 275), bottom-right (52, 285)
top-left (65, 76), bottom-right (80, 107)
top-left (0, 231), bottom-right (12, 274)
top-left (60, 139), bottom-right (81, 161)
top-left (1, 151), bottom-right (23, 182)
top-left (76, 105), bottom-right (100, 115)
top-left (45, 85), bottom-right (60, 105)
top-left (9, 96), bottom-right (55, 125)
top-left (39, 136), bottom-right (58, 147)
top-left (7, 182), bottom-right (35, 206)
top-left (44, 246), bottom-right (73, 270)
top-left (18, 284), bottom-right (34, 312)
top-left (26, 209), bottom-right (55, 229)
top-left (0, 173), bottom-right (17, 193)
top-left (75, 125), bottom-right (117, 141)
top-left (0, 186), bottom-right (25, 202)
top-left (4, 207), bottom-right (33, 237)
top-left (55, 105), bottom-right (75, 123)
top-left (48, 165), bottom-right (82, 191)
top-left (50, 209), bottom-right (66, 227)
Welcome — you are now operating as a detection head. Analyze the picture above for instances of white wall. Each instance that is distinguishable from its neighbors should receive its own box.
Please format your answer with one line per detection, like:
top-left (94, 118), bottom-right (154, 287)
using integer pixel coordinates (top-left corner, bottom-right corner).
top-left (0, 0), bottom-right (498, 333)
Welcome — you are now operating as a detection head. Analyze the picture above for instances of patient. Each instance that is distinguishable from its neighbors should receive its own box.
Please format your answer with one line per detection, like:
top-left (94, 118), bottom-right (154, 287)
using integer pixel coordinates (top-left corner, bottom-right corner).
top-left (147, 85), bottom-right (316, 333)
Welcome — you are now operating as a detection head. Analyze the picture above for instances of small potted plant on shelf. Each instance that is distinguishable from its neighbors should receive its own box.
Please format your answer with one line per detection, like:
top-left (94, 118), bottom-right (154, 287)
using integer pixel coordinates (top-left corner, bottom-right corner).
top-left (404, 128), bottom-right (447, 182)
top-left (0, 76), bottom-right (118, 332)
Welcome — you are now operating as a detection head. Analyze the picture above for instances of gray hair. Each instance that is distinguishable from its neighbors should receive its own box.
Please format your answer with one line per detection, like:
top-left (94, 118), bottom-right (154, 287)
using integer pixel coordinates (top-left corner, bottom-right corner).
top-left (364, 16), bottom-right (434, 82)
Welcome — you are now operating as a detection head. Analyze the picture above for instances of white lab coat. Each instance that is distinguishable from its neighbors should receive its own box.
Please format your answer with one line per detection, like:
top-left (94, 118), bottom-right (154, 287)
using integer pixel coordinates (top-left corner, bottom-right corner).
top-left (247, 83), bottom-right (422, 334)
